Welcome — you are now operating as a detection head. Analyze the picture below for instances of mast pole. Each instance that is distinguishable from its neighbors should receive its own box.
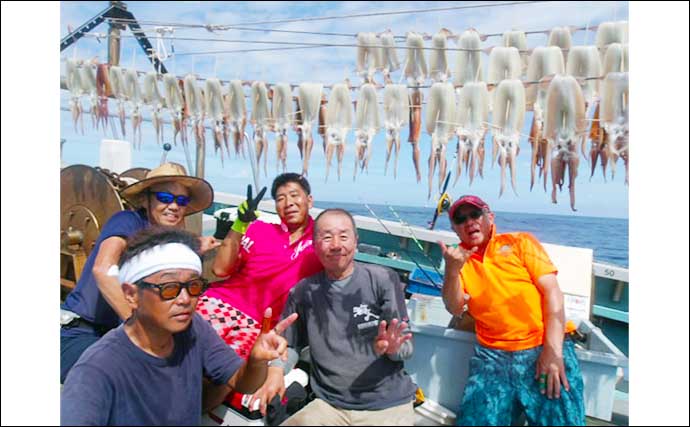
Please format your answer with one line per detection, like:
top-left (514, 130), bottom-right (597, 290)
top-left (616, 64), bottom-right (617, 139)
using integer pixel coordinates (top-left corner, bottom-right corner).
top-left (107, 1), bottom-right (126, 65)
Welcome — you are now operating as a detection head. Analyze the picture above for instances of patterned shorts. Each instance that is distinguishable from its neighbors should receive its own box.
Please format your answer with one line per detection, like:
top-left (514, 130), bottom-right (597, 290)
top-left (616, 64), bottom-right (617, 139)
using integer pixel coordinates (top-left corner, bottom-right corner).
top-left (458, 339), bottom-right (585, 426)
top-left (196, 296), bottom-right (261, 361)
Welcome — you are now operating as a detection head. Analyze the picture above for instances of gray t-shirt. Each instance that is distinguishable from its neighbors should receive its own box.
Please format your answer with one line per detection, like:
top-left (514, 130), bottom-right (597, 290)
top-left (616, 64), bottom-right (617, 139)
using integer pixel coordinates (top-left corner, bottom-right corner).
top-left (282, 262), bottom-right (416, 410)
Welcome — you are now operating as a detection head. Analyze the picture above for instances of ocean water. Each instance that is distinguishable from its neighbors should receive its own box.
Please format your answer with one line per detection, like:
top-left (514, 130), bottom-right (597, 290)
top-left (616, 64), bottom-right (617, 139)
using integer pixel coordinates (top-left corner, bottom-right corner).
top-left (314, 201), bottom-right (629, 268)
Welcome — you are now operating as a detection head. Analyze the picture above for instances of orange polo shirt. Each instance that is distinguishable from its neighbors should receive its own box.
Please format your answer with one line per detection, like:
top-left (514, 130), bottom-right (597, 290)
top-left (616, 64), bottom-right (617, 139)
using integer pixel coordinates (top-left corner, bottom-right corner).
top-left (459, 226), bottom-right (570, 351)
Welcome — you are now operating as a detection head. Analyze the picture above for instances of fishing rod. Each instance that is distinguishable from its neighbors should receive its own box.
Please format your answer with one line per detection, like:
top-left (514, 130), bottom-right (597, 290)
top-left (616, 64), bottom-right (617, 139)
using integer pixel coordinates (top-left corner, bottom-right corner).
top-left (385, 203), bottom-right (444, 278)
top-left (243, 131), bottom-right (260, 191)
top-left (362, 202), bottom-right (442, 288)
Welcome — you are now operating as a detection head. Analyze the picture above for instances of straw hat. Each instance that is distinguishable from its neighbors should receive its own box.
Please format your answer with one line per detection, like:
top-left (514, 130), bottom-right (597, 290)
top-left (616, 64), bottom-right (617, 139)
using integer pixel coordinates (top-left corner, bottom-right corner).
top-left (119, 163), bottom-right (214, 215)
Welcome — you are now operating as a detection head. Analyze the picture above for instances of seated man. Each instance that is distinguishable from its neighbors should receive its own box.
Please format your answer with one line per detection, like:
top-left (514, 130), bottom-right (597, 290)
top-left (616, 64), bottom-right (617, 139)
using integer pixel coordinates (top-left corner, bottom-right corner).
top-left (439, 195), bottom-right (585, 426)
top-left (60, 163), bottom-right (220, 383)
top-left (199, 173), bottom-right (322, 360)
top-left (254, 208), bottom-right (417, 426)
top-left (61, 227), bottom-right (296, 426)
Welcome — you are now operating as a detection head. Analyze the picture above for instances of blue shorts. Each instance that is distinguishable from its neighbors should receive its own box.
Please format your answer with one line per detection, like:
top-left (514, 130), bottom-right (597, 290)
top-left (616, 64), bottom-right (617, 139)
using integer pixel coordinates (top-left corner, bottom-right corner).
top-left (457, 339), bottom-right (585, 426)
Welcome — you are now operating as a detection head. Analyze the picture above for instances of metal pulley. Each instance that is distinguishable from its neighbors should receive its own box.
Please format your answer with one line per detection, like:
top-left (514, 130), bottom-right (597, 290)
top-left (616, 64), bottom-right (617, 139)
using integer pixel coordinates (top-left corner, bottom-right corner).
top-left (61, 165), bottom-right (126, 288)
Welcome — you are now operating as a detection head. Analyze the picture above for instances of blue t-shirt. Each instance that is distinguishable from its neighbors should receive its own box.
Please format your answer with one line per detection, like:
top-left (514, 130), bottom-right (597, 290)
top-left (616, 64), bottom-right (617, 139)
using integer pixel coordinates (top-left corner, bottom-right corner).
top-left (61, 314), bottom-right (244, 426)
top-left (62, 210), bottom-right (149, 330)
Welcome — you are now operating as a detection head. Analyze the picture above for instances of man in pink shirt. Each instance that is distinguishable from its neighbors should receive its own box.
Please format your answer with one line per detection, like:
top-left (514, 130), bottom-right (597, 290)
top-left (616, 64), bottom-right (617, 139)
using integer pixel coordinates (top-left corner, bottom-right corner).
top-left (197, 173), bottom-right (323, 362)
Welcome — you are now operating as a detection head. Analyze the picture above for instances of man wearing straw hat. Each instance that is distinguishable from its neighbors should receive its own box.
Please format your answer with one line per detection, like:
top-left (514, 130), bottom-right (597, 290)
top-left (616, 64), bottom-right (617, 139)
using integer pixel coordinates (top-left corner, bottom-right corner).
top-left (61, 227), bottom-right (296, 426)
top-left (60, 163), bottom-right (220, 383)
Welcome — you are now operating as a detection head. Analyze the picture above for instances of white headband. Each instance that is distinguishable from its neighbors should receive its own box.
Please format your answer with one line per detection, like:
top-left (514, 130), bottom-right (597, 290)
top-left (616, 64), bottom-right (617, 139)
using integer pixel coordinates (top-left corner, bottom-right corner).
top-left (114, 243), bottom-right (202, 284)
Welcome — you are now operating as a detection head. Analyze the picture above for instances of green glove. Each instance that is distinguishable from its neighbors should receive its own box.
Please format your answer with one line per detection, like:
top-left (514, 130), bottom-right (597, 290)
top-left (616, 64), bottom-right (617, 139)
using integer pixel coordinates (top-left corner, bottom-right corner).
top-left (231, 184), bottom-right (267, 235)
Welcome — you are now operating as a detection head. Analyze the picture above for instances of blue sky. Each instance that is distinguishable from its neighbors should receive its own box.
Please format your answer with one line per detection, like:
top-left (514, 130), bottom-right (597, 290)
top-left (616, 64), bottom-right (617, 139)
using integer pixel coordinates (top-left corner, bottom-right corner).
top-left (3, 4), bottom-right (690, 424)
top-left (60, 1), bottom-right (629, 218)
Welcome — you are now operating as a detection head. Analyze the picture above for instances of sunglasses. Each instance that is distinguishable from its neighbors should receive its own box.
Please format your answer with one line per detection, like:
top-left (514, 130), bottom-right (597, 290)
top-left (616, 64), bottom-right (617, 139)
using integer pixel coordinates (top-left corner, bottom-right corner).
top-left (452, 209), bottom-right (485, 225)
top-left (152, 191), bottom-right (191, 206)
top-left (136, 277), bottom-right (207, 300)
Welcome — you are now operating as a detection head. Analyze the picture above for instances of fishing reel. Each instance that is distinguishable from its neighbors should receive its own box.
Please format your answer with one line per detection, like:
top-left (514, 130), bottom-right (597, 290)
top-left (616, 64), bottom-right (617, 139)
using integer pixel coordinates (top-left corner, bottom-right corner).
top-left (428, 171), bottom-right (453, 230)
top-left (436, 192), bottom-right (452, 215)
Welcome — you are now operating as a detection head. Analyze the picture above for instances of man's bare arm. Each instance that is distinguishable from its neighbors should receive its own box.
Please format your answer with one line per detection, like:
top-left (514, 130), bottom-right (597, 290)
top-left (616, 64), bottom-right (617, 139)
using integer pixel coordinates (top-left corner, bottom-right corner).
top-left (93, 236), bottom-right (131, 320)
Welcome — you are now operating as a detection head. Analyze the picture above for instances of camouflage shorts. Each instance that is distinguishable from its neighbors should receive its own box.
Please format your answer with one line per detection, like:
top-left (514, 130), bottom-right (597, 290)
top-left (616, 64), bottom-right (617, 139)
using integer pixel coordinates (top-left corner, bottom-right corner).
top-left (457, 339), bottom-right (585, 426)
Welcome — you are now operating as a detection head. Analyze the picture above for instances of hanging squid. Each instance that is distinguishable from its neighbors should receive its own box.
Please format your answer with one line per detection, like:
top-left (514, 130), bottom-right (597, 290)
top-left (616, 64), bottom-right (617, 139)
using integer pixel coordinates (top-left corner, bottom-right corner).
top-left (124, 69), bottom-right (143, 148)
top-left (65, 58), bottom-right (84, 134)
top-left (547, 26), bottom-right (573, 67)
top-left (454, 82), bottom-right (489, 187)
top-left (184, 74), bottom-right (205, 151)
top-left (590, 42), bottom-right (628, 180)
top-left (404, 32), bottom-right (427, 183)
top-left (325, 83), bottom-right (353, 182)
top-left (318, 94), bottom-right (328, 154)
top-left (95, 63), bottom-right (112, 133)
top-left (205, 78), bottom-right (225, 164)
top-left (271, 83), bottom-right (293, 173)
top-left (109, 66), bottom-right (127, 138)
top-left (454, 29), bottom-right (484, 86)
top-left (354, 83), bottom-right (381, 179)
top-left (425, 82), bottom-right (456, 199)
top-left (596, 21), bottom-right (628, 64)
top-left (487, 46), bottom-right (522, 165)
top-left (80, 61), bottom-right (98, 131)
top-left (143, 72), bottom-right (166, 146)
top-left (379, 29), bottom-right (400, 84)
top-left (251, 81), bottom-right (271, 177)
top-left (543, 75), bottom-right (586, 211)
top-left (225, 80), bottom-right (247, 158)
top-left (526, 46), bottom-right (565, 191)
top-left (589, 21), bottom-right (627, 180)
top-left (383, 84), bottom-right (409, 179)
top-left (356, 32), bottom-right (383, 84)
top-left (491, 79), bottom-right (525, 197)
top-left (566, 46), bottom-right (602, 157)
top-left (297, 83), bottom-right (323, 176)
top-left (293, 97), bottom-right (304, 160)
top-left (163, 73), bottom-right (186, 146)
top-left (428, 28), bottom-right (452, 83)
top-left (487, 46), bottom-right (522, 110)
top-left (502, 30), bottom-right (528, 76)
top-left (599, 72), bottom-right (629, 185)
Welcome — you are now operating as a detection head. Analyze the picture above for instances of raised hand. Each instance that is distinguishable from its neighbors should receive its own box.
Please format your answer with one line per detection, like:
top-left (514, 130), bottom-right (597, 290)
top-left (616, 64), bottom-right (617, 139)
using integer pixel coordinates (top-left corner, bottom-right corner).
top-left (232, 184), bottom-right (267, 234)
top-left (249, 308), bottom-right (298, 363)
top-left (438, 241), bottom-right (477, 274)
top-left (373, 318), bottom-right (412, 356)
top-left (198, 236), bottom-right (221, 255)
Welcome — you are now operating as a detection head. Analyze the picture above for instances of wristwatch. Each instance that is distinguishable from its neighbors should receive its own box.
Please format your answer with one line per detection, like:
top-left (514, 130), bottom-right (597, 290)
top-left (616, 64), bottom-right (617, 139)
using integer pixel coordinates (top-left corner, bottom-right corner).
top-left (267, 358), bottom-right (286, 369)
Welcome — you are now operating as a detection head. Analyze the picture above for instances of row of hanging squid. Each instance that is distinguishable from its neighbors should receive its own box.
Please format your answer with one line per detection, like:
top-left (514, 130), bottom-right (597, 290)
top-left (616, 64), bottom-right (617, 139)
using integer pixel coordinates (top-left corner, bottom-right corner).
top-left (63, 21), bottom-right (628, 211)
top-left (354, 20), bottom-right (628, 209)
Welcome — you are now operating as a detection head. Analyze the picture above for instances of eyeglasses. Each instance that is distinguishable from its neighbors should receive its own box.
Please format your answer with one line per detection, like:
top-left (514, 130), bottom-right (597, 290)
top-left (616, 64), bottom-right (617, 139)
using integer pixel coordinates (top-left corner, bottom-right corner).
top-left (452, 209), bottom-right (485, 225)
top-left (152, 191), bottom-right (191, 206)
top-left (136, 278), bottom-right (207, 300)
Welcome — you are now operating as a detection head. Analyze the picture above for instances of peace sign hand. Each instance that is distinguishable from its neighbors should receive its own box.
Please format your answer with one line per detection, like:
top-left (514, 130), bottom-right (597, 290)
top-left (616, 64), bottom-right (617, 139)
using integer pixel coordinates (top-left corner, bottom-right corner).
top-left (438, 241), bottom-right (477, 275)
top-left (250, 308), bottom-right (298, 363)
top-left (232, 185), bottom-right (267, 234)
top-left (237, 184), bottom-right (267, 223)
